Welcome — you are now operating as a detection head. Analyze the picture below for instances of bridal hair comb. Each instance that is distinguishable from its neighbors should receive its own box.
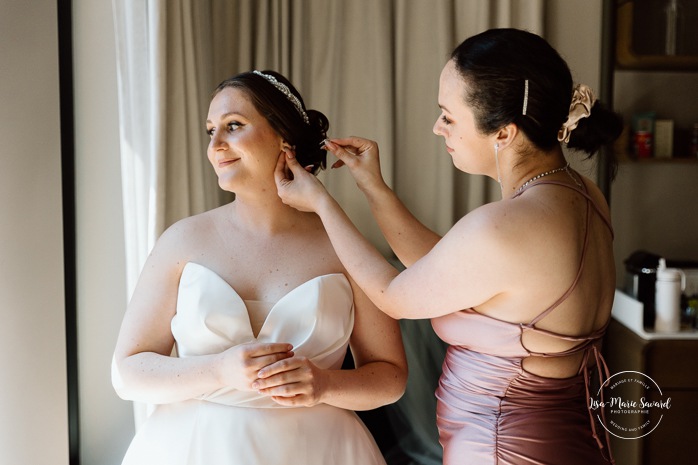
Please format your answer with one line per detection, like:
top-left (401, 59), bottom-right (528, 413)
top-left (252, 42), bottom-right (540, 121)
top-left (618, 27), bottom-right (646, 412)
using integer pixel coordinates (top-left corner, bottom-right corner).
top-left (253, 70), bottom-right (309, 124)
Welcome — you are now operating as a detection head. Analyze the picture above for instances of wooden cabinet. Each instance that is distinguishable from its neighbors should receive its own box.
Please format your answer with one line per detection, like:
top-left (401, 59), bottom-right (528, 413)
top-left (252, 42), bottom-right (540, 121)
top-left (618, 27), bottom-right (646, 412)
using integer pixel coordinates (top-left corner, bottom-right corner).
top-left (603, 318), bottom-right (698, 464)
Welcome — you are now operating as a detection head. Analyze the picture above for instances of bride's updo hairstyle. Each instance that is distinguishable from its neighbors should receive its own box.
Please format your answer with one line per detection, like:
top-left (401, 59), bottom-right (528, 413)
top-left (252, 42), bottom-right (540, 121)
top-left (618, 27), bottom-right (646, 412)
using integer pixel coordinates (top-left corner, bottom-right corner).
top-left (450, 29), bottom-right (622, 173)
top-left (213, 70), bottom-right (329, 174)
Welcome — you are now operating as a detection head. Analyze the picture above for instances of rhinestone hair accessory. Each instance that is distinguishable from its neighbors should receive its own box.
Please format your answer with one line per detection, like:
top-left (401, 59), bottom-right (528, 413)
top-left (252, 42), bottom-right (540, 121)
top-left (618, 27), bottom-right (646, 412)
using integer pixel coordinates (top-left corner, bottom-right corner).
top-left (522, 79), bottom-right (529, 116)
top-left (253, 70), bottom-right (309, 124)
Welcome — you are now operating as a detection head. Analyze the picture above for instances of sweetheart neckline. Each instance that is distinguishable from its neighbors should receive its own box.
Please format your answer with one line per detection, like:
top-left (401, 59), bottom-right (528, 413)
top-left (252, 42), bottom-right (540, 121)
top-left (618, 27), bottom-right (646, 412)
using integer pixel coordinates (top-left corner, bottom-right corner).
top-left (184, 262), bottom-right (346, 303)
top-left (181, 262), bottom-right (350, 339)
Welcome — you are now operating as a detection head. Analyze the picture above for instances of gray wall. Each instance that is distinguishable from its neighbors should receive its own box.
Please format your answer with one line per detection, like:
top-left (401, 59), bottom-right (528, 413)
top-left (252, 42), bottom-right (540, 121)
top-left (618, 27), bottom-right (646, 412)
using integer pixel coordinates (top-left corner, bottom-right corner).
top-left (545, 0), bottom-right (604, 179)
top-left (72, 0), bottom-right (132, 463)
top-left (0, 0), bottom-right (132, 463)
top-left (0, 0), bottom-right (69, 463)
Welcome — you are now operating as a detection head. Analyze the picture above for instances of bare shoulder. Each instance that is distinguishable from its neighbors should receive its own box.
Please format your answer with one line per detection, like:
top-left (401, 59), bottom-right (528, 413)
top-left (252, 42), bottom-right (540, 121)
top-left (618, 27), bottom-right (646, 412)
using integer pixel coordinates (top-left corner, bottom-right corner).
top-left (440, 192), bottom-right (576, 284)
top-left (158, 212), bottom-right (211, 245)
top-left (145, 207), bottom-right (225, 271)
top-left (446, 199), bottom-right (532, 254)
top-left (438, 200), bottom-right (534, 285)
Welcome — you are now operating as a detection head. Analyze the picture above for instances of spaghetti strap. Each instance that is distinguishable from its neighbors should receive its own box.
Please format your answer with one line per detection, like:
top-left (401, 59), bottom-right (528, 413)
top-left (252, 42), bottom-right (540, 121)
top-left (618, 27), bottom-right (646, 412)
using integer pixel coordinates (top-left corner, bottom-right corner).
top-left (529, 198), bottom-right (590, 326)
top-left (516, 176), bottom-right (613, 327)
top-left (514, 178), bottom-right (614, 237)
top-left (431, 172), bottom-right (614, 465)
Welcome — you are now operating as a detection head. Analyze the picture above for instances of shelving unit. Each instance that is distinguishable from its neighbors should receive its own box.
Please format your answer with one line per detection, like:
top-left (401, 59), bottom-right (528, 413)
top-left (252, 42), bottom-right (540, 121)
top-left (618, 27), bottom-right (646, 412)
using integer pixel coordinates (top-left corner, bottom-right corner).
top-left (600, 4), bottom-right (698, 461)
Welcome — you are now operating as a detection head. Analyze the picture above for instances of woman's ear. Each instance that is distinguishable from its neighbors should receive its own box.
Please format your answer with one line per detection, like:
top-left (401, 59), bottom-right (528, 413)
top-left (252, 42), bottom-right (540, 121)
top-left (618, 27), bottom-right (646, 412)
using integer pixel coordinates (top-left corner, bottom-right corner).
top-left (280, 140), bottom-right (295, 152)
top-left (494, 123), bottom-right (518, 150)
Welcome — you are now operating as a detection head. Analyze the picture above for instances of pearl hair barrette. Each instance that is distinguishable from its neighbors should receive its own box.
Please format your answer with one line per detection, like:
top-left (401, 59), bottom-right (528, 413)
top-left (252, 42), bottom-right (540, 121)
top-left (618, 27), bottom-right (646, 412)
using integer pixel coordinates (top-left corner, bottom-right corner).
top-left (522, 79), bottom-right (529, 116)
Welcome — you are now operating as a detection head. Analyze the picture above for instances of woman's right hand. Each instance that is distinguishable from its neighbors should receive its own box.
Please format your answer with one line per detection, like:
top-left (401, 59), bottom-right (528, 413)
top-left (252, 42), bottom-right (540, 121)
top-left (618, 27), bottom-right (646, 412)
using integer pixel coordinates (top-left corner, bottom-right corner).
top-left (325, 137), bottom-right (387, 193)
top-left (216, 341), bottom-right (294, 391)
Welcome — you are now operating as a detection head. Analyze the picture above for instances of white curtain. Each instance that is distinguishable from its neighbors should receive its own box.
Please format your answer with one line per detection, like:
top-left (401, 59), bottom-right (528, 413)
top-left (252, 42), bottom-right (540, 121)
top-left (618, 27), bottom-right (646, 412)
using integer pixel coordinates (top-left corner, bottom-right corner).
top-left (113, 0), bottom-right (544, 461)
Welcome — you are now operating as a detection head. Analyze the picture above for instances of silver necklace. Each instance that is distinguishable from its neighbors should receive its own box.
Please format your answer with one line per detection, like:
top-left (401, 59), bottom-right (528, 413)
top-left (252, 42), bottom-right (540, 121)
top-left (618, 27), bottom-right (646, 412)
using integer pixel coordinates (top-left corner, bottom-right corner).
top-left (515, 163), bottom-right (571, 195)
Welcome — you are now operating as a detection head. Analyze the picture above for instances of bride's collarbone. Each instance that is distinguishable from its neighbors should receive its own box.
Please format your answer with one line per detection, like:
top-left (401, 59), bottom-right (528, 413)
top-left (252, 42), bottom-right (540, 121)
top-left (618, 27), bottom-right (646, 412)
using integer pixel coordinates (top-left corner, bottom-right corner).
top-left (191, 257), bottom-right (341, 303)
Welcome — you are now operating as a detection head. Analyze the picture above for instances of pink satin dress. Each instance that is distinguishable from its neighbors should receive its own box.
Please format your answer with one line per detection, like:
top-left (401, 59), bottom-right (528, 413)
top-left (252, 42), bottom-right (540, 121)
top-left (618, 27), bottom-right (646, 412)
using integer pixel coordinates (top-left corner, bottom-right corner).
top-left (431, 180), bottom-right (614, 465)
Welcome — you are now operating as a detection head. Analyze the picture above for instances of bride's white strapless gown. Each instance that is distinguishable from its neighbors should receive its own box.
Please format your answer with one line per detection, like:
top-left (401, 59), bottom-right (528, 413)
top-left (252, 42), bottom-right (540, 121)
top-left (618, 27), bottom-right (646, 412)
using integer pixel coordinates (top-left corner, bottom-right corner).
top-left (118, 262), bottom-right (386, 465)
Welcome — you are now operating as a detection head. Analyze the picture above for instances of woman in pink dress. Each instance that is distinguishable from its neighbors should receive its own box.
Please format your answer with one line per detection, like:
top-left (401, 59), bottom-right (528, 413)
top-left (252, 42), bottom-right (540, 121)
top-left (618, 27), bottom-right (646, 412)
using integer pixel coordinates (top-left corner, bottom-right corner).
top-left (276, 28), bottom-right (622, 465)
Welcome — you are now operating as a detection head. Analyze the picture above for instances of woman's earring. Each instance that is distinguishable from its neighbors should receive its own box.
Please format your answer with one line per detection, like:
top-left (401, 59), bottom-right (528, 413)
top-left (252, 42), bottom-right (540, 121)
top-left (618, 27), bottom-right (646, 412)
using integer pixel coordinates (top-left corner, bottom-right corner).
top-left (494, 143), bottom-right (503, 197)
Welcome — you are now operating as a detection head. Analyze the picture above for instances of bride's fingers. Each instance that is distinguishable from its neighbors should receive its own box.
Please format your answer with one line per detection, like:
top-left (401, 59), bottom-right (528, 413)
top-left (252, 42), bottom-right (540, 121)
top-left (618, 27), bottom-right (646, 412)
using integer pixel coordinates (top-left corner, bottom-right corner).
top-left (283, 148), bottom-right (308, 177)
top-left (274, 152), bottom-right (290, 185)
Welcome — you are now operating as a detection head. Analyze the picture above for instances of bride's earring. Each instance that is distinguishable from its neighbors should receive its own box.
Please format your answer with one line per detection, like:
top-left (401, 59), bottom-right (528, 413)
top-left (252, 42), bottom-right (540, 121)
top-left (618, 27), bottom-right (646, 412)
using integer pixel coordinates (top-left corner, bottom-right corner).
top-left (494, 143), bottom-right (503, 197)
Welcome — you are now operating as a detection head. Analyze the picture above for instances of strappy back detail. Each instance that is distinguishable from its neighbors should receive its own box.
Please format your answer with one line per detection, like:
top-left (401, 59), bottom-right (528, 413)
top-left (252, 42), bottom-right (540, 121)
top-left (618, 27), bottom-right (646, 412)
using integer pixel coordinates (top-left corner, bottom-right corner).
top-left (513, 178), bottom-right (614, 238)
top-left (512, 175), bottom-right (616, 464)
top-left (514, 176), bottom-right (614, 341)
top-left (430, 173), bottom-right (616, 464)
top-left (433, 174), bottom-right (616, 361)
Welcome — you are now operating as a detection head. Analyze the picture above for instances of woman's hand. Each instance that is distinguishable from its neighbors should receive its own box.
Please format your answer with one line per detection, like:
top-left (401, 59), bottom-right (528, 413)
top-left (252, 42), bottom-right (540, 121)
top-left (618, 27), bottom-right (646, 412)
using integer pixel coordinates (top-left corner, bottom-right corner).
top-left (216, 341), bottom-right (295, 391)
top-left (325, 137), bottom-right (387, 193)
top-left (252, 355), bottom-right (328, 407)
top-left (275, 148), bottom-right (330, 213)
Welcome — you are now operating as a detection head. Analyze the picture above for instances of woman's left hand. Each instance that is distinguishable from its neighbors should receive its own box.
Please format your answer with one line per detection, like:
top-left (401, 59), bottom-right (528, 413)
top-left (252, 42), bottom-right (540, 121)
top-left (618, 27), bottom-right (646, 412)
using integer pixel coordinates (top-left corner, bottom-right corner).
top-left (274, 148), bottom-right (328, 213)
top-left (252, 354), bottom-right (328, 407)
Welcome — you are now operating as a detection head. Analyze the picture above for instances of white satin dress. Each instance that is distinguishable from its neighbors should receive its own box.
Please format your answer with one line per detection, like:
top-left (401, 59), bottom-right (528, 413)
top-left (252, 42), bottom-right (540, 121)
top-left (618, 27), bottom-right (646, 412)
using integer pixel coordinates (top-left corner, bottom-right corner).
top-left (117, 262), bottom-right (386, 465)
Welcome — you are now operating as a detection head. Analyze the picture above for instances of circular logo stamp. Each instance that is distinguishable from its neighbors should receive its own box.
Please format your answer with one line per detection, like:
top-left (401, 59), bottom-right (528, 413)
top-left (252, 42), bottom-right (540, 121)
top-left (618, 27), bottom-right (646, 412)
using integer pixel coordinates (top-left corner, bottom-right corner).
top-left (588, 370), bottom-right (671, 439)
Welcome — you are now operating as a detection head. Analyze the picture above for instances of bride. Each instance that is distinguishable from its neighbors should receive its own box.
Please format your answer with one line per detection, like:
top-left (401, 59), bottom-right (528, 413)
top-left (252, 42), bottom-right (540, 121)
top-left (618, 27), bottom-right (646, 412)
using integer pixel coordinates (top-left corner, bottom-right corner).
top-left (112, 70), bottom-right (407, 465)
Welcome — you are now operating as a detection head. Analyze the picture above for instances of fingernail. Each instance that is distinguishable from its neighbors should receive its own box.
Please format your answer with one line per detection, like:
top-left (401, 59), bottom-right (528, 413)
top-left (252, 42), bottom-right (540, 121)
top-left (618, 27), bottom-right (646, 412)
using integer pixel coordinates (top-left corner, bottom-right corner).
top-left (252, 382), bottom-right (259, 389)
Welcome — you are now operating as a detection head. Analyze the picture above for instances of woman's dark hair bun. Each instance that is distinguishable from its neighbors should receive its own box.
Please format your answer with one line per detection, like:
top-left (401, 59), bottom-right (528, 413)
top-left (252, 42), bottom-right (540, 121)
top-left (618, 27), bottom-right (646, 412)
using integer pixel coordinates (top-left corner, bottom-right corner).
top-left (295, 108), bottom-right (329, 173)
top-left (566, 100), bottom-right (623, 156)
top-left (449, 28), bottom-right (624, 175)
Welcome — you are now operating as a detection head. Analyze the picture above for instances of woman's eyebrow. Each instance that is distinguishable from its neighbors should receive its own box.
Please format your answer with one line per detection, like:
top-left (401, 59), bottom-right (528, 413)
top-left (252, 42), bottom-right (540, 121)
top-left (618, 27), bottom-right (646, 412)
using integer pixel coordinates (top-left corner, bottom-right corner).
top-left (207, 111), bottom-right (247, 124)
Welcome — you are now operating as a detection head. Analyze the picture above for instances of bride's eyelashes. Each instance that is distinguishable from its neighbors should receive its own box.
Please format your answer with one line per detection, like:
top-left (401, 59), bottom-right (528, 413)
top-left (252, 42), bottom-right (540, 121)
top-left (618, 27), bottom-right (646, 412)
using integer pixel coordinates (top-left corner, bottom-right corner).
top-left (206, 121), bottom-right (244, 137)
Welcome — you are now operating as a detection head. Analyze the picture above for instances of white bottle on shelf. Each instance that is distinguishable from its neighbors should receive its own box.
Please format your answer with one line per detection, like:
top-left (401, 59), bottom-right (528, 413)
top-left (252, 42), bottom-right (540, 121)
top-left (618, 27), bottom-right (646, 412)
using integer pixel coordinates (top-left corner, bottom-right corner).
top-left (654, 258), bottom-right (685, 332)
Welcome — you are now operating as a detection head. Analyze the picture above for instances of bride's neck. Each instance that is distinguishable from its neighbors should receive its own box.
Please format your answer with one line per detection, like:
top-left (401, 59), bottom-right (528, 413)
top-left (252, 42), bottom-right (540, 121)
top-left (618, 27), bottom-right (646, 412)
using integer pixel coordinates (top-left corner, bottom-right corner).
top-left (229, 192), bottom-right (306, 235)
